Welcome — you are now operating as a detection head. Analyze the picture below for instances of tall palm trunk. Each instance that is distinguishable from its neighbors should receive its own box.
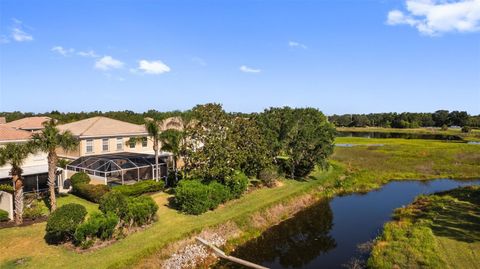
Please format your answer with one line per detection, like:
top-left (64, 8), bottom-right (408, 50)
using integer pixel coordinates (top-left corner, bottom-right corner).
top-left (173, 156), bottom-right (178, 183)
top-left (48, 151), bottom-right (57, 212)
top-left (153, 140), bottom-right (159, 182)
top-left (12, 169), bottom-right (23, 225)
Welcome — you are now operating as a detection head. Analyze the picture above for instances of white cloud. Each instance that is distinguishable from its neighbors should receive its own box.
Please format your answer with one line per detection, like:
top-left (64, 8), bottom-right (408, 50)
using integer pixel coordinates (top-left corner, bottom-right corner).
top-left (137, 59), bottom-right (171, 74)
top-left (77, 50), bottom-right (99, 58)
top-left (240, 65), bottom-right (261, 73)
top-left (94, 56), bottom-right (124, 70)
top-left (51, 46), bottom-right (75, 56)
top-left (10, 19), bottom-right (33, 42)
top-left (288, 41), bottom-right (307, 49)
top-left (387, 0), bottom-right (480, 35)
top-left (12, 27), bottom-right (33, 42)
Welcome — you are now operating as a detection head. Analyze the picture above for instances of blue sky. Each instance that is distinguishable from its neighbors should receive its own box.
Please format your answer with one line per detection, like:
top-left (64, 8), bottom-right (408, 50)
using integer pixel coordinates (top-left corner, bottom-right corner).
top-left (0, 0), bottom-right (479, 114)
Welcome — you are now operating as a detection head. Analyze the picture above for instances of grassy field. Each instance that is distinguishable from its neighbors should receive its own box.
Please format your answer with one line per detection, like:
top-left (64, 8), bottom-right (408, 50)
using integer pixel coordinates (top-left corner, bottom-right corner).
top-left (337, 126), bottom-right (480, 141)
top-left (332, 137), bottom-right (480, 191)
top-left (0, 137), bottom-right (478, 269)
top-left (368, 185), bottom-right (480, 269)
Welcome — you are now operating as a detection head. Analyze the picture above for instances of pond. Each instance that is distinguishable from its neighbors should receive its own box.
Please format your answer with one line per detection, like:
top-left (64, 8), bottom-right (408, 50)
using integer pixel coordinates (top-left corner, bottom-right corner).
top-left (337, 131), bottom-right (463, 141)
top-left (216, 179), bottom-right (480, 269)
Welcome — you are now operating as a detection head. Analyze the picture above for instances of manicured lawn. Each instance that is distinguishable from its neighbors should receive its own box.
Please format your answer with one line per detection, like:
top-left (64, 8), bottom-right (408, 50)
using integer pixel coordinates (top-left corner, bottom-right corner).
top-left (368, 186), bottom-right (480, 269)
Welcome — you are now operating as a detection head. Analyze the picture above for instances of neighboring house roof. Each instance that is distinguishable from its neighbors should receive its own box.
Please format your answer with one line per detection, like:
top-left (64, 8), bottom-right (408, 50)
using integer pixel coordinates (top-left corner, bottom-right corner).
top-left (57, 116), bottom-right (148, 138)
top-left (0, 125), bottom-right (32, 142)
top-left (4, 116), bottom-right (51, 131)
top-left (160, 116), bottom-right (184, 131)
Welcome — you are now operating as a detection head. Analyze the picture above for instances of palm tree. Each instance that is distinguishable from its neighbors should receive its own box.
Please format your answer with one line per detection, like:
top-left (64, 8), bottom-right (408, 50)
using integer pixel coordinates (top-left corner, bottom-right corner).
top-left (31, 119), bottom-right (78, 212)
top-left (0, 143), bottom-right (32, 224)
top-left (144, 119), bottom-right (163, 182)
top-left (160, 129), bottom-right (183, 183)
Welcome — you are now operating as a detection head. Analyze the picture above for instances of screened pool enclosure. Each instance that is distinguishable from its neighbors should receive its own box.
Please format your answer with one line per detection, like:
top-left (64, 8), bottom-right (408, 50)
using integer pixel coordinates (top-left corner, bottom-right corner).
top-left (66, 153), bottom-right (168, 185)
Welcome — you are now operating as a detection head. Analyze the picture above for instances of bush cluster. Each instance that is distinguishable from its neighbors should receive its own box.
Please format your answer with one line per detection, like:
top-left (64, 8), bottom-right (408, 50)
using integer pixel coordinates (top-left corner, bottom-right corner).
top-left (74, 212), bottom-right (118, 248)
top-left (99, 191), bottom-right (158, 228)
top-left (45, 203), bottom-right (87, 244)
top-left (74, 183), bottom-right (110, 203)
top-left (23, 199), bottom-right (46, 220)
top-left (0, 209), bottom-right (9, 222)
top-left (112, 180), bottom-right (164, 197)
top-left (175, 173), bottom-right (248, 215)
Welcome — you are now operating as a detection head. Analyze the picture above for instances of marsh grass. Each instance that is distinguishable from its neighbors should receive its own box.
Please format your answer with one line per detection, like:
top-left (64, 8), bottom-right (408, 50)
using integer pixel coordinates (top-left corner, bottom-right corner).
top-left (368, 186), bottom-right (480, 269)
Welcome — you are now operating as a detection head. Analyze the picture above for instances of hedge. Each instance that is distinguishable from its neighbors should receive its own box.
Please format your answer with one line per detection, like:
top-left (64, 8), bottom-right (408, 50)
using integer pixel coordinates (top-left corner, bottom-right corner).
top-left (45, 203), bottom-right (87, 244)
top-left (174, 180), bottom-right (213, 215)
top-left (0, 209), bottom-right (9, 222)
top-left (208, 181), bottom-right (231, 208)
top-left (74, 183), bottom-right (110, 203)
top-left (0, 184), bottom-right (14, 194)
top-left (112, 180), bottom-right (164, 197)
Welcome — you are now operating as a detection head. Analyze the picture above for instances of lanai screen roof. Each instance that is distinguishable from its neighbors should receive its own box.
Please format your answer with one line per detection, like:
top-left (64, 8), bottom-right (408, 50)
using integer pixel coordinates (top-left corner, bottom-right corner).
top-left (66, 152), bottom-right (165, 173)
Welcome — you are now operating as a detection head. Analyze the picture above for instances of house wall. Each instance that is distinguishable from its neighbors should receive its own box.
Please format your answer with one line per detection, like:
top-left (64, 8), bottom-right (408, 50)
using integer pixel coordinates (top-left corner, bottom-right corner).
top-left (78, 136), bottom-right (155, 156)
top-left (0, 191), bottom-right (13, 220)
top-left (0, 143), bottom-right (48, 179)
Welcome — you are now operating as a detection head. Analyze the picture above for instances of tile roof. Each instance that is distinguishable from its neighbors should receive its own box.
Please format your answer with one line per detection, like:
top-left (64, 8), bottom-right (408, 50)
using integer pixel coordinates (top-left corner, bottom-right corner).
top-left (57, 116), bottom-right (147, 138)
top-left (0, 126), bottom-right (32, 142)
top-left (4, 116), bottom-right (51, 130)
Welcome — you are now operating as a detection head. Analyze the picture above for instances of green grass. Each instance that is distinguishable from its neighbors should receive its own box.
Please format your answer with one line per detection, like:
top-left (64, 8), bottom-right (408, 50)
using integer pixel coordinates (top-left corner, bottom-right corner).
top-left (0, 137), bottom-right (478, 269)
top-left (0, 167), bottom-right (342, 269)
top-left (368, 185), bottom-right (480, 269)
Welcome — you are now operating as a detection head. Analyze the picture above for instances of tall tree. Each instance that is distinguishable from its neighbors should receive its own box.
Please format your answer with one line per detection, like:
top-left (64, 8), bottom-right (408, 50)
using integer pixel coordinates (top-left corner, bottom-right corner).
top-left (0, 143), bottom-right (32, 224)
top-left (31, 119), bottom-right (78, 211)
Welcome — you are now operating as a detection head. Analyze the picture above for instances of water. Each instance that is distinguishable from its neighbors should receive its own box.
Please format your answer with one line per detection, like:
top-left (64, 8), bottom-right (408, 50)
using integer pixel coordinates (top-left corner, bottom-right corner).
top-left (219, 179), bottom-right (479, 269)
top-left (337, 131), bottom-right (463, 141)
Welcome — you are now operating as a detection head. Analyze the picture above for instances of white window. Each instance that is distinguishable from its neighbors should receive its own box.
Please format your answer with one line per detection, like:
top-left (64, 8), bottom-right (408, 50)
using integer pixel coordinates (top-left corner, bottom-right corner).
top-left (86, 139), bottom-right (93, 153)
top-left (116, 138), bottom-right (123, 151)
top-left (102, 138), bottom-right (109, 152)
top-left (142, 137), bottom-right (148, 147)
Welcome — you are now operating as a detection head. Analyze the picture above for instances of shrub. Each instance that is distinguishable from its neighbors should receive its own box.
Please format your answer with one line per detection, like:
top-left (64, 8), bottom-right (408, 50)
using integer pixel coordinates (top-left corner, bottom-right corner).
top-left (461, 126), bottom-right (471, 133)
top-left (174, 180), bottom-right (212, 215)
top-left (225, 171), bottom-right (249, 199)
top-left (113, 180), bottom-right (164, 197)
top-left (74, 183), bottom-right (110, 203)
top-left (441, 124), bottom-right (448, 131)
top-left (70, 172), bottom-right (91, 187)
top-left (100, 191), bottom-right (158, 227)
top-left (208, 181), bottom-right (231, 208)
top-left (258, 167), bottom-right (278, 188)
top-left (23, 199), bottom-right (46, 220)
top-left (0, 209), bottom-right (9, 222)
top-left (99, 191), bottom-right (129, 220)
top-left (45, 203), bottom-right (87, 244)
top-left (0, 184), bottom-right (14, 193)
top-left (125, 196), bottom-right (158, 226)
top-left (74, 212), bottom-right (118, 248)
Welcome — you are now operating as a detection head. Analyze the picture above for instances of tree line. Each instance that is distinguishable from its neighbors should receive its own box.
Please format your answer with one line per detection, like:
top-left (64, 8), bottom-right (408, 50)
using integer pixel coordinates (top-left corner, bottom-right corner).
top-left (328, 110), bottom-right (480, 128)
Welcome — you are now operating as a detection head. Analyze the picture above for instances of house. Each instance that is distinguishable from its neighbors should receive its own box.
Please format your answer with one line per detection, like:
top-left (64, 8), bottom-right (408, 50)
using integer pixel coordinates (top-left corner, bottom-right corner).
top-left (56, 116), bottom-right (170, 185)
top-left (0, 125), bottom-right (50, 193)
top-left (2, 116), bottom-right (51, 132)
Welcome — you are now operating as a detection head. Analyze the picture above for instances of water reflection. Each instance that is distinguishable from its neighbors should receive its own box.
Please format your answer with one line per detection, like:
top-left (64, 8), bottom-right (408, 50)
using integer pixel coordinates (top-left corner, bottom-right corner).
top-left (218, 200), bottom-right (335, 268)
top-left (337, 131), bottom-right (462, 141)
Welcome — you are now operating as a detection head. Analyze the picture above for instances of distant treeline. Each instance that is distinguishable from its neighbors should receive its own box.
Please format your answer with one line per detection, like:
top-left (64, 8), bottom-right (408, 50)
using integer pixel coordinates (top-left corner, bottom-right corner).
top-left (0, 109), bottom-right (253, 125)
top-left (328, 110), bottom-right (480, 128)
